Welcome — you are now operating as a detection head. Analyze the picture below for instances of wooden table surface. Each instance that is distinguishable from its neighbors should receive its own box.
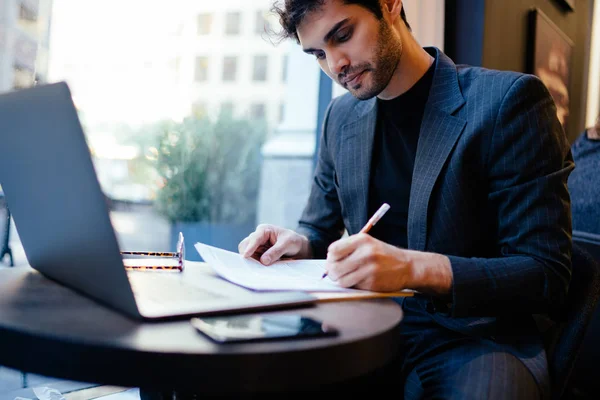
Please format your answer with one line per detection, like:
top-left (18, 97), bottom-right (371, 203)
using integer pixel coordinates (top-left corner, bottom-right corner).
top-left (0, 265), bottom-right (404, 394)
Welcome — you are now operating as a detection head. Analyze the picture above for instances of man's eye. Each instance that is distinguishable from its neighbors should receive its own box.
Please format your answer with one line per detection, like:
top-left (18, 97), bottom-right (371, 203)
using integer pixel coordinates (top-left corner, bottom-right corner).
top-left (336, 29), bottom-right (352, 42)
top-left (315, 51), bottom-right (326, 60)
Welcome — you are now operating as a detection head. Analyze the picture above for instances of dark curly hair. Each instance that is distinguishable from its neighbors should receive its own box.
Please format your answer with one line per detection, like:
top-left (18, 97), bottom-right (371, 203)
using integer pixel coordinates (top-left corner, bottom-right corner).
top-left (271, 0), bottom-right (411, 43)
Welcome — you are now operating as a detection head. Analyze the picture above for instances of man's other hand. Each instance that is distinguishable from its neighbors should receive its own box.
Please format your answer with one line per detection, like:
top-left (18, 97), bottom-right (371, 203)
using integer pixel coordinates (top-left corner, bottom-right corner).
top-left (238, 224), bottom-right (313, 265)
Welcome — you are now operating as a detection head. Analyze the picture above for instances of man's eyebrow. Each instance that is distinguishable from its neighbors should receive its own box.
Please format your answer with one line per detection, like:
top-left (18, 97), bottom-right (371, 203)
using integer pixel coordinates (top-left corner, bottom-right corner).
top-left (302, 18), bottom-right (351, 54)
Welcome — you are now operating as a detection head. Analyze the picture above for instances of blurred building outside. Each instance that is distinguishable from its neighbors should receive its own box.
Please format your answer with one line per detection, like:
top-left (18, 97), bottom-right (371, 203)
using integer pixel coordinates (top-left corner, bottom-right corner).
top-left (0, 0), bottom-right (54, 266)
top-left (0, 0), bottom-right (52, 91)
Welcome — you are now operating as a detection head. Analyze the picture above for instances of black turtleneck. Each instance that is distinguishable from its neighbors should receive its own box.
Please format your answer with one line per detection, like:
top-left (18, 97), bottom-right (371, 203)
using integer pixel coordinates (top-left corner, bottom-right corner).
top-left (367, 60), bottom-right (435, 248)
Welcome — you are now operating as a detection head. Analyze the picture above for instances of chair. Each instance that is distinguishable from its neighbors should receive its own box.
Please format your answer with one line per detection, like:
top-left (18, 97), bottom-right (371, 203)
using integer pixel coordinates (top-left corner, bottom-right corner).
top-left (541, 236), bottom-right (600, 399)
top-left (572, 231), bottom-right (600, 259)
top-left (560, 231), bottom-right (600, 398)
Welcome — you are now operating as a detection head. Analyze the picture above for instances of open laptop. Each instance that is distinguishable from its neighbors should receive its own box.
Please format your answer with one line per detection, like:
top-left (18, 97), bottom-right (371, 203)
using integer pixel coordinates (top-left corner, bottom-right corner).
top-left (0, 82), bottom-right (316, 320)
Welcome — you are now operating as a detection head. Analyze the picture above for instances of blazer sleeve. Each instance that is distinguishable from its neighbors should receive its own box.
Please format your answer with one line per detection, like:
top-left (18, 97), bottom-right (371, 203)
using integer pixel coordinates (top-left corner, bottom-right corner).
top-left (295, 99), bottom-right (345, 258)
top-left (448, 74), bottom-right (574, 318)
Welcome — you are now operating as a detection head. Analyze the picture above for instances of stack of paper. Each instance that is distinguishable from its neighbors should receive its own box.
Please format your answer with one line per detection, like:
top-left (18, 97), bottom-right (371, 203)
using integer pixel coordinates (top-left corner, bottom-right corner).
top-left (195, 242), bottom-right (352, 291)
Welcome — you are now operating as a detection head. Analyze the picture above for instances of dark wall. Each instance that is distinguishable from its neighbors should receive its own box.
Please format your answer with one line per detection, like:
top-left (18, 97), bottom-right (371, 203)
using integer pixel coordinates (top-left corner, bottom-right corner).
top-left (444, 0), bottom-right (485, 67)
top-left (446, 0), bottom-right (594, 143)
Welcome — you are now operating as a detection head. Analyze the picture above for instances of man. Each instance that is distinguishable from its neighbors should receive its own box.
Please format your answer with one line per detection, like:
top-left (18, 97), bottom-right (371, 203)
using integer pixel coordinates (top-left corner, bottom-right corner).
top-left (568, 114), bottom-right (600, 234)
top-left (239, 0), bottom-right (573, 398)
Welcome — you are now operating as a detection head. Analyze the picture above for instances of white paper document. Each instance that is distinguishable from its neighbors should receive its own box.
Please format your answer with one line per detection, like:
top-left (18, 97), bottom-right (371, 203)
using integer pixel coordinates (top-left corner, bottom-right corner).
top-left (194, 242), bottom-right (365, 292)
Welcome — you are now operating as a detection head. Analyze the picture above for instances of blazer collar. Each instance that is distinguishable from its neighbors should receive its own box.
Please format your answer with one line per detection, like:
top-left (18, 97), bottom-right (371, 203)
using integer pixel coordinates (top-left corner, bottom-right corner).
top-left (425, 47), bottom-right (465, 114)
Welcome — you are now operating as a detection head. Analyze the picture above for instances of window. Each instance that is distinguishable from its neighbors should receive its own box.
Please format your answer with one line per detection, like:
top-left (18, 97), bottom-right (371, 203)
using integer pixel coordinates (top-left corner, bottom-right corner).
top-left (169, 23), bottom-right (184, 37)
top-left (19, 4), bottom-right (37, 22)
top-left (191, 101), bottom-right (208, 118)
top-left (195, 56), bottom-right (209, 82)
top-left (170, 56), bottom-right (181, 74)
top-left (197, 13), bottom-right (212, 35)
top-left (252, 55), bottom-right (268, 82)
top-left (225, 12), bottom-right (241, 35)
top-left (16, 4), bottom-right (38, 38)
top-left (249, 103), bottom-right (266, 120)
top-left (221, 102), bottom-right (234, 116)
top-left (222, 56), bottom-right (237, 82)
top-left (0, 1), bottom-right (296, 278)
top-left (282, 55), bottom-right (288, 83)
top-left (255, 11), bottom-right (267, 35)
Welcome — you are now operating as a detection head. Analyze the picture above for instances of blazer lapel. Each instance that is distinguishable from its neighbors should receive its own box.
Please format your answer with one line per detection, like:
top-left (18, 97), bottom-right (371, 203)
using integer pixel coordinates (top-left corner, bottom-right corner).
top-left (408, 49), bottom-right (467, 251)
top-left (339, 98), bottom-right (377, 234)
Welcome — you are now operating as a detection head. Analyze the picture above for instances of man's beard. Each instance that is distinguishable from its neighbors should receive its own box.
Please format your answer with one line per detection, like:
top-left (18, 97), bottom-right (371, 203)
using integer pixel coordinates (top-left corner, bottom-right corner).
top-left (340, 20), bottom-right (402, 100)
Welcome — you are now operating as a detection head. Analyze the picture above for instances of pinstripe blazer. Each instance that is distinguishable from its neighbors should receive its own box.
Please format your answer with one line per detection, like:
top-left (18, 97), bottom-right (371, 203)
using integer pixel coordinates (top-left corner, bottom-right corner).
top-left (296, 47), bottom-right (574, 390)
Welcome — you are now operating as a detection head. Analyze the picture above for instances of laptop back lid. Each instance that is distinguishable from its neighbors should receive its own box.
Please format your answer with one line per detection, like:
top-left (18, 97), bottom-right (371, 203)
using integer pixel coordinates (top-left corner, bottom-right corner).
top-left (0, 82), bottom-right (141, 319)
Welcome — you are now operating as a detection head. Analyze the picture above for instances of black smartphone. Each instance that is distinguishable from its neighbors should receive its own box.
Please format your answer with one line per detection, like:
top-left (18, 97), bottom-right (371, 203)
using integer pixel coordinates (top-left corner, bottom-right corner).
top-left (190, 314), bottom-right (338, 343)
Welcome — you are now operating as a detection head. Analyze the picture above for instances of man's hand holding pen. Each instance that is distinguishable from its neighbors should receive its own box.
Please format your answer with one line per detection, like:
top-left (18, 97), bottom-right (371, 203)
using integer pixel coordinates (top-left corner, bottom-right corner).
top-left (322, 203), bottom-right (390, 279)
top-left (324, 233), bottom-right (416, 292)
top-left (322, 203), bottom-right (454, 295)
top-left (323, 233), bottom-right (454, 295)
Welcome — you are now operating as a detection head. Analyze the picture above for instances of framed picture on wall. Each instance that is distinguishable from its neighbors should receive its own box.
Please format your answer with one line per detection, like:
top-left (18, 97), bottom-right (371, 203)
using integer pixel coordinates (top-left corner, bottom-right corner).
top-left (527, 8), bottom-right (574, 133)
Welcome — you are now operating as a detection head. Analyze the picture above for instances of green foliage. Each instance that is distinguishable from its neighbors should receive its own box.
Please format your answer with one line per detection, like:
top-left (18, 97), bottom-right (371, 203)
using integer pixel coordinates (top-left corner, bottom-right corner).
top-left (153, 112), bottom-right (266, 224)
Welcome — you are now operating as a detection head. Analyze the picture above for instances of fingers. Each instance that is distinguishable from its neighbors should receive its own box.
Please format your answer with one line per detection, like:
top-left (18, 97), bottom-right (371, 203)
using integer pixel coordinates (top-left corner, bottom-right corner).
top-left (335, 265), bottom-right (372, 289)
top-left (325, 234), bottom-right (381, 286)
top-left (327, 233), bottom-right (367, 262)
top-left (325, 241), bottom-right (370, 282)
top-left (247, 244), bottom-right (271, 261)
top-left (325, 254), bottom-right (362, 283)
top-left (239, 225), bottom-right (275, 257)
top-left (238, 225), bottom-right (300, 265)
top-left (238, 237), bottom-right (250, 254)
top-left (259, 242), bottom-right (289, 265)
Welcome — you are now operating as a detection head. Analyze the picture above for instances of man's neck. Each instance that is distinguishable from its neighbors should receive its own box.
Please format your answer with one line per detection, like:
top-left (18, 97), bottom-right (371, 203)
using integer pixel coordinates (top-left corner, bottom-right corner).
top-left (377, 33), bottom-right (435, 100)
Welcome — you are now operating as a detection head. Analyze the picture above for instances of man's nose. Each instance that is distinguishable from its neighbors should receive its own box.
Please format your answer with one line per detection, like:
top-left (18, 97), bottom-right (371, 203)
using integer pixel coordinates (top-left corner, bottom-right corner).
top-left (327, 50), bottom-right (349, 76)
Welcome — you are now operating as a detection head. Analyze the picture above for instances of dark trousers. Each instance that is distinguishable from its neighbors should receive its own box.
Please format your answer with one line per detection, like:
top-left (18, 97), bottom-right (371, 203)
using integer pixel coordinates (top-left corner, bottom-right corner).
top-left (388, 296), bottom-right (544, 399)
top-left (141, 297), bottom-right (545, 399)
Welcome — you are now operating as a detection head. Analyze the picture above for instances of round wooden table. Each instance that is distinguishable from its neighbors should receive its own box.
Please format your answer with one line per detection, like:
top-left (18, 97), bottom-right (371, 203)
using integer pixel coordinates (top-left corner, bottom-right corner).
top-left (0, 266), bottom-right (403, 395)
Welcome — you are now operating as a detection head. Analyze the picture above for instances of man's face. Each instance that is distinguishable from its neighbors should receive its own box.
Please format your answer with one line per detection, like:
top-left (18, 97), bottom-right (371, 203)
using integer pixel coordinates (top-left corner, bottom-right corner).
top-left (297, 0), bottom-right (401, 100)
